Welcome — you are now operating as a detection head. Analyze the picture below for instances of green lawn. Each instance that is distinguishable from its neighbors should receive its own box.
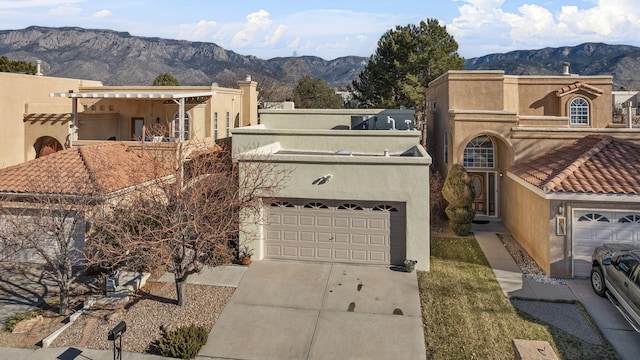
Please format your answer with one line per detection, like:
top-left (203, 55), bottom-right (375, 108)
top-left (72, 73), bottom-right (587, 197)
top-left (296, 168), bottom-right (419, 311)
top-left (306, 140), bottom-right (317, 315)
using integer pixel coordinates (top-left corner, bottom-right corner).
top-left (418, 237), bottom-right (619, 360)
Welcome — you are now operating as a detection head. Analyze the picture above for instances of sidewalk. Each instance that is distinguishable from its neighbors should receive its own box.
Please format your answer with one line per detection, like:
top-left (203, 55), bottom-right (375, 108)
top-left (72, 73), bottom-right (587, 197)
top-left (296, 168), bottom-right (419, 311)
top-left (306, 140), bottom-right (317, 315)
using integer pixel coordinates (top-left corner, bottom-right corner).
top-left (472, 221), bottom-right (640, 360)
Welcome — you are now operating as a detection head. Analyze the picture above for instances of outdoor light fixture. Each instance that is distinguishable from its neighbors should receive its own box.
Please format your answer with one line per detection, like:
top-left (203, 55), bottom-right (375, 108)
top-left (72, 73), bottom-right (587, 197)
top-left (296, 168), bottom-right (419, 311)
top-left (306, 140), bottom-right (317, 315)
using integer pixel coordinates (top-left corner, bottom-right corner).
top-left (108, 321), bottom-right (127, 360)
top-left (558, 204), bottom-right (565, 215)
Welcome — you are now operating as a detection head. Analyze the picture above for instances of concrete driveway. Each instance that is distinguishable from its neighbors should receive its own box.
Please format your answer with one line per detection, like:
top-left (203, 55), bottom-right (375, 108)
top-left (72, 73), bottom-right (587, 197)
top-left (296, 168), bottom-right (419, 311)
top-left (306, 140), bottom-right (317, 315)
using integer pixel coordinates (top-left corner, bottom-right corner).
top-left (0, 263), bottom-right (53, 325)
top-left (197, 260), bottom-right (426, 360)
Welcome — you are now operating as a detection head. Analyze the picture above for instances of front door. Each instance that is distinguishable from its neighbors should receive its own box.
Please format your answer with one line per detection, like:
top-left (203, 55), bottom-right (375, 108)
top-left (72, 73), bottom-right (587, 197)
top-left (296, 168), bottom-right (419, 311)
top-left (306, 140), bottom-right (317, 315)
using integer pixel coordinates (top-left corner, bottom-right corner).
top-left (469, 172), bottom-right (497, 216)
top-left (131, 118), bottom-right (144, 140)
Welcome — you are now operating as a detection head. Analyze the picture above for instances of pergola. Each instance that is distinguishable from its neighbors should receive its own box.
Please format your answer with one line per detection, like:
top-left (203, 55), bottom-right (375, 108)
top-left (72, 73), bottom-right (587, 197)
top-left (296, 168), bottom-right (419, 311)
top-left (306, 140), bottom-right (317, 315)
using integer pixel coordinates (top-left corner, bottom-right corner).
top-left (50, 90), bottom-right (215, 145)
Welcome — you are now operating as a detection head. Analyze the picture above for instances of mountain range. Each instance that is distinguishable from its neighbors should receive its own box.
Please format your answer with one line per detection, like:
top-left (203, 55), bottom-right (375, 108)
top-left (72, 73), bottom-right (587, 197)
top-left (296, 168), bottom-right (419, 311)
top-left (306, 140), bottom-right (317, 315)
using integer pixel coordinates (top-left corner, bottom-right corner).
top-left (1, 26), bottom-right (639, 91)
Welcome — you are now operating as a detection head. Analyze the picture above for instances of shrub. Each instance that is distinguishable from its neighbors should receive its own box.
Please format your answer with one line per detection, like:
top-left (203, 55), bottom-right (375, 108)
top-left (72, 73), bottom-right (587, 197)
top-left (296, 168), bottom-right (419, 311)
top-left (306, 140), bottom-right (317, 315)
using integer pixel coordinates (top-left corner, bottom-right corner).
top-left (151, 325), bottom-right (208, 359)
top-left (442, 164), bottom-right (476, 236)
top-left (3, 309), bottom-right (41, 332)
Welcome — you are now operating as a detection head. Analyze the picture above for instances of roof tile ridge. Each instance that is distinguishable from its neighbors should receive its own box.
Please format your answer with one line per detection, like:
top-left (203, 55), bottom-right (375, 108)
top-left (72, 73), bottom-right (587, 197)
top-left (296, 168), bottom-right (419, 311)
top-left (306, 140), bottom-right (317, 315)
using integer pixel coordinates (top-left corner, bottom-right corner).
top-left (77, 145), bottom-right (102, 195)
top-left (544, 136), bottom-right (612, 192)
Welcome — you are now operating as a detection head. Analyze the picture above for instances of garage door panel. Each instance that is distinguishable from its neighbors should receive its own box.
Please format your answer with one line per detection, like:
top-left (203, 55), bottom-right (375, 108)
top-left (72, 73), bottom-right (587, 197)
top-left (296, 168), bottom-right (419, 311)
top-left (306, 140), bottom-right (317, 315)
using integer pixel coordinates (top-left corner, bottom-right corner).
top-left (282, 215), bottom-right (298, 225)
top-left (300, 232), bottom-right (315, 242)
top-left (317, 248), bottom-right (332, 260)
top-left (352, 234), bottom-right (367, 244)
top-left (334, 233), bottom-right (349, 244)
top-left (370, 234), bottom-right (386, 246)
top-left (299, 247), bottom-right (315, 258)
top-left (265, 201), bottom-right (405, 265)
top-left (351, 218), bottom-right (367, 228)
top-left (282, 231), bottom-right (298, 241)
top-left (351, 250), bottom-right (367, 261)
top-left (369, 251), bottom-right (386, 262)
top-left (317, 217), bottom-right (332, 227)
top-left (299, 216), bottom-right (314, 226)
top-left (369, 218), bottom-right (386, 229)
top-left (266, 245), bottom-right (282, 256)
top-left (317, 232), bottom-right (332, 242)
top-left (334, 218), bottom-right (349, 227)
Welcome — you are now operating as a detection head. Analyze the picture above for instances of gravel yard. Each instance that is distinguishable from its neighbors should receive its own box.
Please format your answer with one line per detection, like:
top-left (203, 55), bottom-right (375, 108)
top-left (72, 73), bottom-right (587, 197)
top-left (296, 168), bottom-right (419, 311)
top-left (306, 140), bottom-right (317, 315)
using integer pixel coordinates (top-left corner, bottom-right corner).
top-left (51, 282), bottom-right (234, 353)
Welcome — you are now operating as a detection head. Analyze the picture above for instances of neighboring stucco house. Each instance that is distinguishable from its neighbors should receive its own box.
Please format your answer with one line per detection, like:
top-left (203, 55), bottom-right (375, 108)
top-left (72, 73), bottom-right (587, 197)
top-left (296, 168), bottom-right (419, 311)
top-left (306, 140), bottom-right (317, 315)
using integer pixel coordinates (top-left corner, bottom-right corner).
top-left (232, 107), bottom-right (432, 271)
top-left (1, 71), bottom-right (257, 168)
top-left (426, 68), bottom-right (640, 277)
top-left (509, 135), bottom-right (640, 278)
top-left (0, 142), bottom-right (171, 263)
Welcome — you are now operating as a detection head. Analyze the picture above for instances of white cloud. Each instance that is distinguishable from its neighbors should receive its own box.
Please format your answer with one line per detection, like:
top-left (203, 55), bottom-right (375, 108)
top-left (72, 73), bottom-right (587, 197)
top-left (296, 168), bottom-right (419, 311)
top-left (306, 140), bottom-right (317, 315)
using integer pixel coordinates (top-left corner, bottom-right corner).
top-left (231, 9), bottom-right (276, 46)
top-left (92, 10), bottom-right (112, 19)
top-left (449, 0), bottom-right (640, 57)
top-left (49, 5), bottom-right (81, 17)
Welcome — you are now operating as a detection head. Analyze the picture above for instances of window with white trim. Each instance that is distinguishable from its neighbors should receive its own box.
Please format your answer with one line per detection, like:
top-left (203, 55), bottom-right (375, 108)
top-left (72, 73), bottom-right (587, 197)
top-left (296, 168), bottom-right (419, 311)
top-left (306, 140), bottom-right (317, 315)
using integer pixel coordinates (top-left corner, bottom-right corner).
top-left (226, 112), bottom-right (231, 137)
top-left (463, 135), bottom-right (494, 168)
top-left (173, 112), bottom-right (190, 140)
top-left (570, 97), bottom-right (589, 125)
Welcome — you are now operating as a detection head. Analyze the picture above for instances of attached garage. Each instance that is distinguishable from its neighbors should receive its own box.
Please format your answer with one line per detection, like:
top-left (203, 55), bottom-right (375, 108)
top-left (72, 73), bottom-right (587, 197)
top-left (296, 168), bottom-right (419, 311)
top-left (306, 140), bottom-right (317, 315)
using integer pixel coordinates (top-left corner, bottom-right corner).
top-left (264, 199), bottom-right (405, 265)
top-left (573, 209), bottom-right (640, 277)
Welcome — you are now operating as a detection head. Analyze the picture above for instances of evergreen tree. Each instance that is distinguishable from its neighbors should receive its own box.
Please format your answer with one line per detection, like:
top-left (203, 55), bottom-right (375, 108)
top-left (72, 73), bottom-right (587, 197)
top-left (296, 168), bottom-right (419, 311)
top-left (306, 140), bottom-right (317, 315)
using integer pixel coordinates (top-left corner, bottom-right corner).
top-left (293, 75), bottom-right (343, 109)
top-left (153, 72), bottom-right (180, 86)
top-left (0, 56), bottom-right (37, 74)
top-left (351, 19), bottom-right (464, 112)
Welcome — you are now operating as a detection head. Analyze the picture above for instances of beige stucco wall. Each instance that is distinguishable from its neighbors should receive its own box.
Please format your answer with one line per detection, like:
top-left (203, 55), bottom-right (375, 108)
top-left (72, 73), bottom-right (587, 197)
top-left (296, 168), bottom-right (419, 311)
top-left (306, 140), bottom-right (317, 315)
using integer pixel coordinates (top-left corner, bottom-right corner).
top-left (237, 152), bottom-right (431, 270)
top-left (503, 175), bottom-right (551, 274)
top-left (233, 114), bottom-right (431, 270)
top-left (259, 109), bottom-right (415, 130)
top-left (0, 72), bottom-right (101, 168)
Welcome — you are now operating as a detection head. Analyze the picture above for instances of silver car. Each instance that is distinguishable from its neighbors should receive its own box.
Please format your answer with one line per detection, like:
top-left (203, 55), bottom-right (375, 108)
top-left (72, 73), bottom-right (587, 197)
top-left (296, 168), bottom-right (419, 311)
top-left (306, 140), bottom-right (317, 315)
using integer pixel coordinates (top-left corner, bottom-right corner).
top-left (591, 244), bottom-right (640, 333)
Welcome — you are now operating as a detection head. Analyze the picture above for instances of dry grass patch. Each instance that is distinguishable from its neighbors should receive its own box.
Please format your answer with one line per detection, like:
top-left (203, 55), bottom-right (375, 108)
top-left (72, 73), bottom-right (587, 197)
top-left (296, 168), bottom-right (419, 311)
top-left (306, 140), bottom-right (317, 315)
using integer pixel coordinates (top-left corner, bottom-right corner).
top-left (418, 237), bottom-right (619, 359)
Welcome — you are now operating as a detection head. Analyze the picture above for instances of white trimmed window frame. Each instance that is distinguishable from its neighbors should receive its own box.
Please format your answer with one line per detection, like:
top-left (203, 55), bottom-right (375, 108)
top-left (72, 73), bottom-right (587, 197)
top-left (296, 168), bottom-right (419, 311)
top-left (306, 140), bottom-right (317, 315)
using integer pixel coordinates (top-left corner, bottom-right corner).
top-left (570, 97), bottom-right (589, 125)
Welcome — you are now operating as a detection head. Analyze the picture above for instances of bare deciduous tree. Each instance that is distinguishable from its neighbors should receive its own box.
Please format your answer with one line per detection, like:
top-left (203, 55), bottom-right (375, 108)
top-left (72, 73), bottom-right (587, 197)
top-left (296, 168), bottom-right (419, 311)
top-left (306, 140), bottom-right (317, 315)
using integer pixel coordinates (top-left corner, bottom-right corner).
top-left (89, 145), bottom-right (288, 306)
top-left (0, 143), bottom-right (172, 315)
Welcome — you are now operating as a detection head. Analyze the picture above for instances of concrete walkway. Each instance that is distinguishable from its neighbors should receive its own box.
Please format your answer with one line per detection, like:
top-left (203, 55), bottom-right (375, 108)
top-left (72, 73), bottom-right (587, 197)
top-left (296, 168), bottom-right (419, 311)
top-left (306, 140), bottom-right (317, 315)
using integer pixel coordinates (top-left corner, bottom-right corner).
top-left (197, 260), bottom-right (426, 360)
top-left (472, 221), bottom-right (640, 360)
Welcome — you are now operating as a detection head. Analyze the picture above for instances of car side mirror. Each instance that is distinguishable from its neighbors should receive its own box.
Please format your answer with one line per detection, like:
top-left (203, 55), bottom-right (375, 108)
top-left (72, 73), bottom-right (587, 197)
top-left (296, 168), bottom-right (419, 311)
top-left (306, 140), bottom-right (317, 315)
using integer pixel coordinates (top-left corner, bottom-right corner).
top-left (602, 258), bottom-right (612, 266)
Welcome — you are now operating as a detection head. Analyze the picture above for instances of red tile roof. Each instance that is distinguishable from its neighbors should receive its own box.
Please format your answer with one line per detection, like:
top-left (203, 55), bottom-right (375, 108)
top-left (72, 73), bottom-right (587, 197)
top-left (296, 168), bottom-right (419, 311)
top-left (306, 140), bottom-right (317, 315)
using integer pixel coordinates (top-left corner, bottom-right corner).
top-left (556, 82), bottom-right (604, 96)
top-left (0, 142), bottom-right (172, 196)
top-left (509, 135), bottom-right (640, 195)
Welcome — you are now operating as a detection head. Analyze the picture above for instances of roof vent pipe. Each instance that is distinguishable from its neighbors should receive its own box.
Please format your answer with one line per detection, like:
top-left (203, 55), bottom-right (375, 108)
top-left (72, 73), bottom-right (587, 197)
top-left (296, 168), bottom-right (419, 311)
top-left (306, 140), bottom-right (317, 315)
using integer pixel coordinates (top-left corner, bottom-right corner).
top-left (562, 62), bottom-right (570, 75)
top-left (36, 60), bottom-right (42, 76)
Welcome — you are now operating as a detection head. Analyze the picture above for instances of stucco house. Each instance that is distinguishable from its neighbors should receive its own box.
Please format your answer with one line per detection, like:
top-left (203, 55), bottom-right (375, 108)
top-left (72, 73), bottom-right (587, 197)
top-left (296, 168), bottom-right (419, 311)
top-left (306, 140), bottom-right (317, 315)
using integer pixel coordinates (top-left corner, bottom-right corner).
top-left (426, 68), bottom-right (640, 277)
top-left (1, 71), bottom-right (257, 169)
top-left (232, 107), bottom-right (432, 271)
top-left (0, 142), bottom-right (172, 263)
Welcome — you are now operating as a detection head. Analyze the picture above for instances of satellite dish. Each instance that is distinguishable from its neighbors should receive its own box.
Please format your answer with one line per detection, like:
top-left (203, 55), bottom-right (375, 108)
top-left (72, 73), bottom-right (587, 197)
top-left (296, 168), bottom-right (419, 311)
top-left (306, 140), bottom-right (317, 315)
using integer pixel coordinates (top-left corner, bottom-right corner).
top-left (212, 82), bottom-right (219, 87)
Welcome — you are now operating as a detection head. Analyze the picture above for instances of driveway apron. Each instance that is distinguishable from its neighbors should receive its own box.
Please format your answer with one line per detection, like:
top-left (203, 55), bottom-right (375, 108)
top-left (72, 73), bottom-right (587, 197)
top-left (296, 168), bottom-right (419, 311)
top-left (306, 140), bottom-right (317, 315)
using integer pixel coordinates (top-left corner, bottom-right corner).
top-left (197, 260), bottom-right (426, 360)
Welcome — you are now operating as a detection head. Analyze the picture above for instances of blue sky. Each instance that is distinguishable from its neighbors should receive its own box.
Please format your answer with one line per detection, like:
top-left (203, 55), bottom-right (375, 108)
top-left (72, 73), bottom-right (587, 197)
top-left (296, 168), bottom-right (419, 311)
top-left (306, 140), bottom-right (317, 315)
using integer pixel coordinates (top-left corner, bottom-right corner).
top-left (1, 0), bottom-right (639, 60)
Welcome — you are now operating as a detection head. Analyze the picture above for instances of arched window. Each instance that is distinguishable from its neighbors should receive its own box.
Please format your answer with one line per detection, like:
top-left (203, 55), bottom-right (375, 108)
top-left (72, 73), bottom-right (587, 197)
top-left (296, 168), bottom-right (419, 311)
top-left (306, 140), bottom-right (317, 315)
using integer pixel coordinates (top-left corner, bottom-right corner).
top-left (570, 97), bottom-right (589, 125)
top-left (173, 112), bottom-right (190, 140)
top-left (463, 135), bottom-right (494, 168)
top-left (578, 213), bottom-right (609, 222)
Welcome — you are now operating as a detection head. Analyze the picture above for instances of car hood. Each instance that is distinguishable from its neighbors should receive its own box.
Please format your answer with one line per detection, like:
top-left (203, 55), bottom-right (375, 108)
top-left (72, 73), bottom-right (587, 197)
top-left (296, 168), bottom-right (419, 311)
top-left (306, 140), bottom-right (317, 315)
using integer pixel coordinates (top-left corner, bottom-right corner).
top-left (594, 243), bottom-right (638, 258)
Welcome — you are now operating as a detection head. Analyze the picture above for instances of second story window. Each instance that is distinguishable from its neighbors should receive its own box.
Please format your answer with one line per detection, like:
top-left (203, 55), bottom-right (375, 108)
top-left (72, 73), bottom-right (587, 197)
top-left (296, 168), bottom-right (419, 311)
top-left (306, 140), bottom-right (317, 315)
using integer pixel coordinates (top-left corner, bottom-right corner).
top-left (226, 112), bottom-right (231, 137)
top-left (173, 112), bottom-right (190, 140)
top-left (570, 97), bottom-right (589, 125)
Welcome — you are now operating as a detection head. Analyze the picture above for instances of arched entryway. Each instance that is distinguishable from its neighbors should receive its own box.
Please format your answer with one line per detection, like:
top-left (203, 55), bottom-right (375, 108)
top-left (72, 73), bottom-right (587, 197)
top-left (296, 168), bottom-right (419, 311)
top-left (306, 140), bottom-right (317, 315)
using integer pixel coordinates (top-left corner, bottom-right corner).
top-left (463, 135), bottom-right (497, 216)
top-left (33, 136), bottom-right (64, 158)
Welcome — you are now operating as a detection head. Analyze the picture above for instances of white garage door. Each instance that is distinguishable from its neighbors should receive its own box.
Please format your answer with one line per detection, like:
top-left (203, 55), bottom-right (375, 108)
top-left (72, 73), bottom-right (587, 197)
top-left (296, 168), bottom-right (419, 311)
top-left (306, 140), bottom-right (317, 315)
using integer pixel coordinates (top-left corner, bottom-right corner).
top-left (265, 200), bottom-right (405, 265)
top-left (573, 210), bottom-right (640, 277)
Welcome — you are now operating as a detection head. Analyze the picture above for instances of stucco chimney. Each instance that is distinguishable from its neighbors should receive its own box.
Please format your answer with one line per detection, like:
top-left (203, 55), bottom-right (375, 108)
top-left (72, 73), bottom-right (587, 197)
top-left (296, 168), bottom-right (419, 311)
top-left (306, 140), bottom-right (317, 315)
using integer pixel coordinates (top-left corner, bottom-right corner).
top-left (562, 62), bottom-right (570, 75)
top-left (36, 60), bottom-right (43, 76)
